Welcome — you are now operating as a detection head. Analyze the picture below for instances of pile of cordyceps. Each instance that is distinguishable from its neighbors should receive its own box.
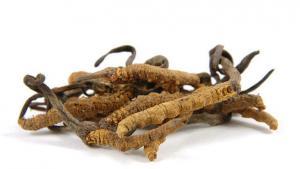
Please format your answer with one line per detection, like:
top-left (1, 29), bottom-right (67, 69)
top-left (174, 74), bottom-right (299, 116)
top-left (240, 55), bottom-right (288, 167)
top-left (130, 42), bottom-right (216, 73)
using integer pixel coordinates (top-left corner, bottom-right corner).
top-left (18, 45), bottom-right (278, 161)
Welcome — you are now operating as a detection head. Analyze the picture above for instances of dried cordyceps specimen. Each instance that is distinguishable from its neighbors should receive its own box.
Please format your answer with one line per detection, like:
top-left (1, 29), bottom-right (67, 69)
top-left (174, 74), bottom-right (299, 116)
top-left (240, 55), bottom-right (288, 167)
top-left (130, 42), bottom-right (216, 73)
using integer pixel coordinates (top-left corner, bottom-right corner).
top-left (18, 82), bottom-right (93, 130)
top-left (116, 81), bottom-right (238, 137)
top-left (18, 108), bottom-right (61, 131)
top-left (18, 44), bottom-right (278, 161)
top-left (85, 117), bottom-right (186, 151)
top-left (70, 45), bottom-right (169, 85)
top-left (110, 64), bottom-right (201, 92)
top-left (67, 48), bottom-right (172, 100)
top-left (18, 88), bottom-right (134, 131)
top-left (86, 109), bottom-right (195, 161)
top-left (237, 107), bottom-right (278, 130)
top-left (104, 91), bottom-right (185, 125)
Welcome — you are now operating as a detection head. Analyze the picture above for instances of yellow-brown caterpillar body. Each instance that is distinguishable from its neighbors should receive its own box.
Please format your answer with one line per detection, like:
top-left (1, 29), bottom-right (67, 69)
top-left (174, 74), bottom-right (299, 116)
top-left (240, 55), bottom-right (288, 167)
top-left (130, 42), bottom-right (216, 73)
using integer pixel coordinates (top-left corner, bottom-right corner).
top-left (110, 64), bottom-right (201, 92)
top-left (116, 82), bottom-right (238, 137)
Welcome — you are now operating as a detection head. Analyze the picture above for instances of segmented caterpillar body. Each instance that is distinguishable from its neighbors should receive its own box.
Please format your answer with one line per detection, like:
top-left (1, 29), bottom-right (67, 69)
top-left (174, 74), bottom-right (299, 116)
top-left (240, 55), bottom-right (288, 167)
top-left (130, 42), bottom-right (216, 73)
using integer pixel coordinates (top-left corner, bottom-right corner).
top-left (238, 108), bottom-right (278, 130)
top-left (18, 109), bottom-right (60, 130)
top-left (116, 82), bottom-right (238, 137)
top-left (86, 116), bottom-right (186, 152)
top-left (105, 92), bottom-right (185, 125)
top-left (110, 64), bottom-right (200, 92)
top-left (18, 91), bottom-right (133, 130)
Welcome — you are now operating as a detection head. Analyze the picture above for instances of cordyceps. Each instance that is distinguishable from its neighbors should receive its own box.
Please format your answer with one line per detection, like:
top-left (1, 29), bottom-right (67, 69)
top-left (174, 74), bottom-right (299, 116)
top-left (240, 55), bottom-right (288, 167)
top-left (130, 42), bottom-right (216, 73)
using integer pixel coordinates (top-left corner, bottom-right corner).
top-left (116, 81), bottom-right (238, 137)
top-left (18, 45), bottom-right (278, 161)
top-left (18, 49), bottom-right (172, 131)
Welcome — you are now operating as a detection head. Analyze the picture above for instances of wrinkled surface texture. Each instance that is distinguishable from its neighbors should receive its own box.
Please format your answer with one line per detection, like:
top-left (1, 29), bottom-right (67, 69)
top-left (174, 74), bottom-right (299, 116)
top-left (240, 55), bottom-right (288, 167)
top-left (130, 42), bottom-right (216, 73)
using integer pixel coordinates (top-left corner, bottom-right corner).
top-left (18, 45), bottom-right (278, 161)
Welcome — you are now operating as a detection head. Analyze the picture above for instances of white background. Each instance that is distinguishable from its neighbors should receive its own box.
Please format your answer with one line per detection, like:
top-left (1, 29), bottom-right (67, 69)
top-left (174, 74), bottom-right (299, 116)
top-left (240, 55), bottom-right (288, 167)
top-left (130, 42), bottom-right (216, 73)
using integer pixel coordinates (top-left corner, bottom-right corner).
top-left (0, 0), bottom-right (299, 168)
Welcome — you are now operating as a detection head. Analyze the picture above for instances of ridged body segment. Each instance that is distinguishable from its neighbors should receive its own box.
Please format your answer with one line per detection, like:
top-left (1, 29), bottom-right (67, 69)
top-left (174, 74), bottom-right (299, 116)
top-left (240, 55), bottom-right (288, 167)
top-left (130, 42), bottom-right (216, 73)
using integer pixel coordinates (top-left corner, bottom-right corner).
top-left (117, 82), bottom-right (237, 137)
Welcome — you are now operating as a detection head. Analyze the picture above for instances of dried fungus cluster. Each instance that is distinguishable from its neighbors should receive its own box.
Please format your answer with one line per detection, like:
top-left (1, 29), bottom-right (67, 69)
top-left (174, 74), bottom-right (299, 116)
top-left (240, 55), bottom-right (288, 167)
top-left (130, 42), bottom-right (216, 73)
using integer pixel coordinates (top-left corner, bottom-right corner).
top-left (18, 45), bottom-right (278, 161)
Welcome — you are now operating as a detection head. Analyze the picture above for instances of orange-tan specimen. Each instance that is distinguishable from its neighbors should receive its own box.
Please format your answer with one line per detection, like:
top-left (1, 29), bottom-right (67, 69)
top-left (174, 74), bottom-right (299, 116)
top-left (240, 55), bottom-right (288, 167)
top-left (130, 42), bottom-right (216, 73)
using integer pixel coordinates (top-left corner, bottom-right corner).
top-left (116, 81), bottom-right (238, 137)
top-left (105, 91), bottom-right (185, 125)
top-left (85, 117), bottom-right (186, 152)
top-left (237, 107), bottom-right (278, 130)
top-left (110, 64), bottom-right (201, 92)
top-left (18, 91), bottom-right (133, 131)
